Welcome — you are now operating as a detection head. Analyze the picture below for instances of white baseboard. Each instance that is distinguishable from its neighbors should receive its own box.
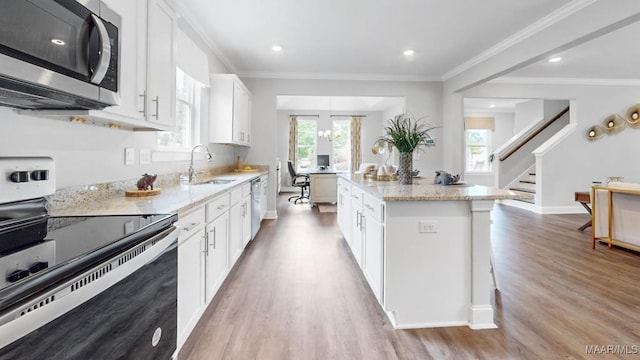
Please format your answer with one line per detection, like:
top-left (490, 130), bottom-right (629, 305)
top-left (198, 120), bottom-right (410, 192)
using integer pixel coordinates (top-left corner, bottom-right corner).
top-left (499, 200), bottom-right (586, 214)
top-left (386, 311), bottom-right (468, 329)
top-left (264, 210), bottom-right (278, 219)
top-left (468, 305), bottom-right (497, 330)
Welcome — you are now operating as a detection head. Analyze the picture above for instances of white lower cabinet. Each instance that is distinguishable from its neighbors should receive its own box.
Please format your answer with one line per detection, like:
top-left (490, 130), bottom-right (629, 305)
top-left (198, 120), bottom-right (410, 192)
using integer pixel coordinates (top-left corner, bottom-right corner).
top-left (177, 177), bottom-right (262, 353)
top-left (177, 207), bottom-right (206, 348)
top-left (229, 187), bottom-right (244, 266)
top-left (363, 194), bottom-right (384, 304)
top-left (339, 182), bottom-right (385, 306)
top-left (205, 195), bottom-right (230, 303)
top-left (337, 178), bottom-right (351, 241)
top-left (350, 188), bottom-right (364, 267)
top-left (242, 195), bottom-right (252, 247)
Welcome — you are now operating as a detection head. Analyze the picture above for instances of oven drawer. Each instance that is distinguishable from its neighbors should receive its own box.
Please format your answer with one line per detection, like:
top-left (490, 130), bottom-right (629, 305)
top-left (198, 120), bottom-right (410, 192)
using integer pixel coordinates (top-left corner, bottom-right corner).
top-left (206, 194), bottom-right (229, 222)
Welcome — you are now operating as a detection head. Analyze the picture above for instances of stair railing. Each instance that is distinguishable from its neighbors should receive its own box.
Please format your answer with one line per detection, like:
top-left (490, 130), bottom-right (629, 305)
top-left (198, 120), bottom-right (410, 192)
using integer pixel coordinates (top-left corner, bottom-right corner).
top-left (497, 106), bottom-right (570, 162)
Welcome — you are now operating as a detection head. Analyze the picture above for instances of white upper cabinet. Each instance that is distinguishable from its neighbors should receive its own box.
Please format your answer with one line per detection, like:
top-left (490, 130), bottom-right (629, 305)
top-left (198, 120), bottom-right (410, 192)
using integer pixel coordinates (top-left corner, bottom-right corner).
top-left (145, 0), bottom-right (176, 130)
top-left (209, 74), bottom-right (252, 146)
top-left (101, 0), bottom-right (147, 124)
top-left (85, 0), bottom-right (176, 131)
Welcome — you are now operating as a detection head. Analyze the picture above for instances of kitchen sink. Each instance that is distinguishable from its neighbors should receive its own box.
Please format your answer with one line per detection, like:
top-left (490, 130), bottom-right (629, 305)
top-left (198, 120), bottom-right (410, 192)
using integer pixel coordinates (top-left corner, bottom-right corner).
top-left (197, 178), bottom-right (236, 185)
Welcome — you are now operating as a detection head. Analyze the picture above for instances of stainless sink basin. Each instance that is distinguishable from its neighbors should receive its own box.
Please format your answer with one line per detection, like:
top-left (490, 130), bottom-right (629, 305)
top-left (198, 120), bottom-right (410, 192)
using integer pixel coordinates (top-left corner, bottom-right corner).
top-left (197, 178), bottom-right (236, 185)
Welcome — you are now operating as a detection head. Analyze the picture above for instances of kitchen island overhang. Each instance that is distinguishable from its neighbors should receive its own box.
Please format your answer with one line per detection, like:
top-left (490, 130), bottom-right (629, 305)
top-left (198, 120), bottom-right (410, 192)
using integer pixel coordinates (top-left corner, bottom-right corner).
top-left (337, 174), bottom-right (529, 330)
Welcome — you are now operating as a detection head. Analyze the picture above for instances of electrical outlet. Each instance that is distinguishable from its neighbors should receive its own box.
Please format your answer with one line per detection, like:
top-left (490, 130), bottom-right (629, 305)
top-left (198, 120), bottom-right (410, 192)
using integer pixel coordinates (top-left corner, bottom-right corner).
top-left (419, 220), bottom-right (438, 233)
top-left (124, 148), bottom-right (135, 166)
top-left (140, 149), bottom-right (151, 165)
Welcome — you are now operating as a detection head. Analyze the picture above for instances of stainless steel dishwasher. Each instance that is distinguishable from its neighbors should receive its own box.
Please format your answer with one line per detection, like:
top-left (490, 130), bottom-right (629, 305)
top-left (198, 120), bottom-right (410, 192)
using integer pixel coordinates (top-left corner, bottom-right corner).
top-left (251, 177), bottom-right (261, 239)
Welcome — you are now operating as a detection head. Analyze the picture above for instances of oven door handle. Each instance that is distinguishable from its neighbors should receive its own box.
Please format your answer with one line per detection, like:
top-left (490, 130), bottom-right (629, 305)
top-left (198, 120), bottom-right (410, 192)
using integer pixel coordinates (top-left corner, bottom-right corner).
top-left (89, 14), bottom-right (111, 85)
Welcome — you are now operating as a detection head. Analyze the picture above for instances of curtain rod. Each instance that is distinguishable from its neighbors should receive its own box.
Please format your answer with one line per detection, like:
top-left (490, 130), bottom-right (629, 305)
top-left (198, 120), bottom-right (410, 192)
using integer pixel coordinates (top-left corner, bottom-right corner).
top-left (330, 115), bottom-right (367, 117)
top-left (289, 114), bottom-right (319, 117)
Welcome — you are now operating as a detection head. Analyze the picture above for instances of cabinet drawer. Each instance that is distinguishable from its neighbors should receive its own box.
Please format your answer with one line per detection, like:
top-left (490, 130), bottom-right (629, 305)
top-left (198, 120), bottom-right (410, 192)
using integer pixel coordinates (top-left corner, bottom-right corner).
top-left (207, 194), bottom-right (230, 221)
top-left (242, 182), bottom-right (252, 197)
top-left (350, 186), bottom-right (363, 203)
top-left (178, 206), bottom-right (206, 242)
top-left (363, 193), bottom-right (384, 222)
top-left (229, 186), bottom-right (242, 205)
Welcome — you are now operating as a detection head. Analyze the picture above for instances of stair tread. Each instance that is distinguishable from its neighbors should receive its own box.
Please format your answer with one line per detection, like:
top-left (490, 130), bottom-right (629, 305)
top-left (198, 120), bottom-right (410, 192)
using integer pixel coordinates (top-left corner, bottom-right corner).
top-left (529, 173), bottom-right (536, 176)
top-left (519, 180), bottom-right (536, 184)
top-left (510, 187), bottom-right (536, 194)
top-left (514, 197), bottom-right (535, 204)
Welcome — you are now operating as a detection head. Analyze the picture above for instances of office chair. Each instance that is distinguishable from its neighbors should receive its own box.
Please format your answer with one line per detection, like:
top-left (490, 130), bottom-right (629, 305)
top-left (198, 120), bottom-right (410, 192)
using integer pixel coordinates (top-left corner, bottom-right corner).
top-left (287, 160), bottom-right (310, 204)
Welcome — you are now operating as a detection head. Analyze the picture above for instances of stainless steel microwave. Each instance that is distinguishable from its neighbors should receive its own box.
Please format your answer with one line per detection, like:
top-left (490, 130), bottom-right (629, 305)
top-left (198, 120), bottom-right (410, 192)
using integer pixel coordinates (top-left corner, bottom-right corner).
top-left (0, 0), bottom-right (121, 110)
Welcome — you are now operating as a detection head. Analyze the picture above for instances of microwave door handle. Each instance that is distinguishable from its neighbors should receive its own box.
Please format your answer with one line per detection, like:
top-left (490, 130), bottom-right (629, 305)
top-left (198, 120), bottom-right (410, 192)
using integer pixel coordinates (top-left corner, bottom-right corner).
top-left (89, 14), bottom-right (111, 85)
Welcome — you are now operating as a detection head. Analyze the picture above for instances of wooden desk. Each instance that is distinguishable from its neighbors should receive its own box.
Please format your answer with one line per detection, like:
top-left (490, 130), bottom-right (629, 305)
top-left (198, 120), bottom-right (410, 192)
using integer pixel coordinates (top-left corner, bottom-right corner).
top-left (574, 191), bottom-right (591, 231)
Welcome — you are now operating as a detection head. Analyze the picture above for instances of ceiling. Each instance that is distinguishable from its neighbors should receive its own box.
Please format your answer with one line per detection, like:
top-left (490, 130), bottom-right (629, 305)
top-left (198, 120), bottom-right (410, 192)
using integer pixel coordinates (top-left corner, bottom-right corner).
top-left (180, 0), bottom-right (574, 79)
top-left (276, 96), bottom-right (404, 111)
top-left (505, 19), bottom-right (640, 80)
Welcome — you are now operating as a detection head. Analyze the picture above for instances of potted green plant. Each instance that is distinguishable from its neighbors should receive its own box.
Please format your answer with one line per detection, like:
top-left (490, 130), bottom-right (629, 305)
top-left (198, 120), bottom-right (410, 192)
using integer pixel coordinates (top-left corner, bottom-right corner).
top-left (378, 114), bottom-right (437, 184)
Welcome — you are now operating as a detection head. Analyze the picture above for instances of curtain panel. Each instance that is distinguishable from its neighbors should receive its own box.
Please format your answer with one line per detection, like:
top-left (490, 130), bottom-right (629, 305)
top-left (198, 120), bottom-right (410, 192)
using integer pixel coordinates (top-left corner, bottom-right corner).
top-left (288, 116), bottom-right (298, 166)
top-left (350, 116), bottom-right (362, 171)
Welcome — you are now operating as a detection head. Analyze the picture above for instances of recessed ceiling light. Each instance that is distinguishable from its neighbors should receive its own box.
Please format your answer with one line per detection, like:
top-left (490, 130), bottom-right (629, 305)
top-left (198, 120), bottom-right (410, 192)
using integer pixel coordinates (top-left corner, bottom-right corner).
top-left (548, 57), bottom-right (562, 63)
top-left (272, 45), bottom-right (283, 52)
top-left (51, 39), bottom-right (65, 46)
top-left (403, 49), bottom-right (415, 56)
top-left (489, 104), bottom-right (496, 108)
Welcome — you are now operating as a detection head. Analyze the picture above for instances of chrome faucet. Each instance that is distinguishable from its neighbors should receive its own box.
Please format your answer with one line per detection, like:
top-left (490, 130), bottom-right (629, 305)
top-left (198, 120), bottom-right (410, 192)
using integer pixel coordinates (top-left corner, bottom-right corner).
top-left (189, 144), bottom-right (213, 183)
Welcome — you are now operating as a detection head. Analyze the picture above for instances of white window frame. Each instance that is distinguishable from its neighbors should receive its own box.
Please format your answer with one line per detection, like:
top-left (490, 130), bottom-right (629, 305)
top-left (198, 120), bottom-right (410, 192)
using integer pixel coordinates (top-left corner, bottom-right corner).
top-left (465, 129), bottom-right (492, 173)
top-left (156, 67), bottom-right (201, 155)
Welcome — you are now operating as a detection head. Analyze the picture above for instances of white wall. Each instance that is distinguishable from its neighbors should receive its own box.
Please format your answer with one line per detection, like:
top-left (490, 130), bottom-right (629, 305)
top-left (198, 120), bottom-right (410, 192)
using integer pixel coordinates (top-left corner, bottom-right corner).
top-left (465, 81), bottom-right (640, 211)
top-left (243, 78), bottom-right (443, 217)
top-left (0, 20), bottom-right (233, 190)
top-left (514, 100), bottom-right (543, 133)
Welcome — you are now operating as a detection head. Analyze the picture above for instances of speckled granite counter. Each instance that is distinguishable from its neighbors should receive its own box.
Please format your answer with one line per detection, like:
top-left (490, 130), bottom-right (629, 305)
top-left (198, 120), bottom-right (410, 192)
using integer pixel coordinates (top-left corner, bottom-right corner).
top-left (339, 173), bottom-right (530, 201)
top-left (49, 171), bottom-right (268, 217)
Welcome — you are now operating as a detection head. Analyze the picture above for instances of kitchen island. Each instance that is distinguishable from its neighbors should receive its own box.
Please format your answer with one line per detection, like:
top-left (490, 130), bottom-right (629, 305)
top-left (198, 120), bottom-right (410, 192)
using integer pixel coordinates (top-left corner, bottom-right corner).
top-left (336, 174), bottom-right (529, 330)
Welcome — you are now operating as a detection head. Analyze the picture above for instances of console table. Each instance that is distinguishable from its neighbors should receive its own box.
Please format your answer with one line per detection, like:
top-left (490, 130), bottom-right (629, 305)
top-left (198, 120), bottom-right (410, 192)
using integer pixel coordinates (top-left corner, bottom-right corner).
top-left (574, 191), bottom-right (591, 231)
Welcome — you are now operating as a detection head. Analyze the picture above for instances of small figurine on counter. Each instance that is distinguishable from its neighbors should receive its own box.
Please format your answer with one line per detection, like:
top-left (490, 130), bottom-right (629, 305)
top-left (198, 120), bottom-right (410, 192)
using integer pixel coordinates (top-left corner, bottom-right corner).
top-left (434, 170), bottom-right (460, 185)
top-left (136, 173), bottom-right (157, 191)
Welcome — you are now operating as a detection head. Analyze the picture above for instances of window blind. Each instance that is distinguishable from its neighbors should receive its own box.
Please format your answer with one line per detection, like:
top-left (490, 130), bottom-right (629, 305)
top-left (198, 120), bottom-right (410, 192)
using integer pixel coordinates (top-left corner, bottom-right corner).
top-left (464, 117), bottom-right (495, 130)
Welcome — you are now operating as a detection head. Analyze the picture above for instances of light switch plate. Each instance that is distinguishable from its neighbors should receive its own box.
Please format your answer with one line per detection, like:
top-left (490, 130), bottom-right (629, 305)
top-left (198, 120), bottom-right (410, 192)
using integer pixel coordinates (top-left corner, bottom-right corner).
top-left (140, 149), bottom-right (151, 165)
top-left (125, 148), bottom-right (135, 166)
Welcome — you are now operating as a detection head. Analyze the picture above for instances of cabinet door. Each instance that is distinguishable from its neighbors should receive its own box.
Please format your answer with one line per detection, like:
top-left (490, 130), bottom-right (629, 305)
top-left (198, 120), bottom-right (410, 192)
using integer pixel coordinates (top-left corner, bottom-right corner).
top-left (232, 82), bottom-right (248, 144)
top-left (146, 0), bottom-right (175, 129)
top-left (350, 201), bottom-right (363, 267)
top-left (101, 0), bottom-right (146, 122)
top-left (364, 216), bottom-right (384, 303)
top-left (205, 212), bottom-right (229, 303)
top-left (245, 95), bottom-right (252, 145)
top-left (177, 228), bottom-right (205, 345)
top-left (242, 195), bottom-right (252, 246)
top-left (229, 202), bottom-right (243, 266)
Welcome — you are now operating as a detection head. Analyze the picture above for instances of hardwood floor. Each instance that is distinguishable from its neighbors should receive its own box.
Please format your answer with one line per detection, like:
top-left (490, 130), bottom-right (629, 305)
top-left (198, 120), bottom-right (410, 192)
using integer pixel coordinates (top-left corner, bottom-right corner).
top-left (179, 198), bottom-right (640, 360)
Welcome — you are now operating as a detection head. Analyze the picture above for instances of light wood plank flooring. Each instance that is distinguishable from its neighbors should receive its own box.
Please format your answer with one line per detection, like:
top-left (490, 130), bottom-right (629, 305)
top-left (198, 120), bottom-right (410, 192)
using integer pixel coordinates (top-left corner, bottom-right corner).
top-left (179, 197), bottom-right (640, 360)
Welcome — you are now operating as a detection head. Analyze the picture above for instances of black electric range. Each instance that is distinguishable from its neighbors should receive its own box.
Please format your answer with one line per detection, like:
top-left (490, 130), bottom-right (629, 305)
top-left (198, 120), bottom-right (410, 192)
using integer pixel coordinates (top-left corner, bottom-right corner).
top-left (0, 157), bottom-right (179, 360)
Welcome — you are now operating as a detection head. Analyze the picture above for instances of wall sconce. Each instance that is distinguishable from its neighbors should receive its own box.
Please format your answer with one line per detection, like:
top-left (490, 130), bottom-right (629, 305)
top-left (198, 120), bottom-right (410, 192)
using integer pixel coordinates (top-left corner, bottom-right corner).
top-left (602, 114), bottom-right (625, 134)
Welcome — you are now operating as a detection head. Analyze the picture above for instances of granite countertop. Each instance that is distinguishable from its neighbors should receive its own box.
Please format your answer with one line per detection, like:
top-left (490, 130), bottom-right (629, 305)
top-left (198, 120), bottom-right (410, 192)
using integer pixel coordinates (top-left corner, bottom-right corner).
top-left (340, 173), bottom-right (532, 201)
top-left (49, 171), bottom-right (268, 217)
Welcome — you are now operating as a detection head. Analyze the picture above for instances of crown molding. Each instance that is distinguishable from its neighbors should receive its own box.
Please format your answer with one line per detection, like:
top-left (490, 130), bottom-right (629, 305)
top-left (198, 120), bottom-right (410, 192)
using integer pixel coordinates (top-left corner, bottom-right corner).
top-left (491, 76), bottom-right (640, 86)
top-left (441, 0), bottom-right (598, 81)
top-left (168, 1), bottom-right (238, 74)
top-left (236, 71), bottom-right (440, 82)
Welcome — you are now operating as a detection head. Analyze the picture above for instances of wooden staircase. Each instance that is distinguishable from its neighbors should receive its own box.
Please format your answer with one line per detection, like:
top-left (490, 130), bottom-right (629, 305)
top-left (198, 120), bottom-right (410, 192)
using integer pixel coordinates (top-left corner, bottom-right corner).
top-left (509, 172), bottom-right (536, 204)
